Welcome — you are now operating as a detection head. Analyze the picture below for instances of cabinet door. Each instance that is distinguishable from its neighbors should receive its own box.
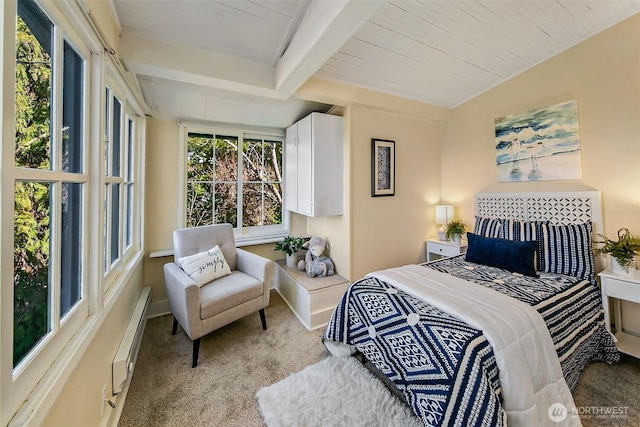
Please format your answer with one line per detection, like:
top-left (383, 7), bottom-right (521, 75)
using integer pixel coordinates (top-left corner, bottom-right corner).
top-left (285, 123), bottom-right (298, 212)
top-left (296, 115), bottom-right (313, 216)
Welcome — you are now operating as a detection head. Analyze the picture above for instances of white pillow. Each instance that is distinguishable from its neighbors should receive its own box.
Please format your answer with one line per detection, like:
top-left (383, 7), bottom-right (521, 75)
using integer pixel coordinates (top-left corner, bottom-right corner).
top-left (177, 249), bottom-right (208, 267)
top-left (179, 245), bottom-right (231, 287)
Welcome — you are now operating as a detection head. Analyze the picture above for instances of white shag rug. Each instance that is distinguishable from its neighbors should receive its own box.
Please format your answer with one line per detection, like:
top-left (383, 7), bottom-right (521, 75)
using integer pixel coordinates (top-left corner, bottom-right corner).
top-left (256, 356), bottom-right (423, 427)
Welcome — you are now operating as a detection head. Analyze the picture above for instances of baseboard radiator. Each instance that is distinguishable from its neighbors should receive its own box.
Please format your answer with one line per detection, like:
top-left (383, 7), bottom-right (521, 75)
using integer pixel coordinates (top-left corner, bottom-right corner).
top-left (113, 286), bottom-right (151, 394)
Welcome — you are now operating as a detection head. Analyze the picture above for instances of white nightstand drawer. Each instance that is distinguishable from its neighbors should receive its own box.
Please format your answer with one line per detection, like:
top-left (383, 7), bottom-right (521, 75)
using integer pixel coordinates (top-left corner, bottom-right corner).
top-left (426, 238), bottom-right (468, 262)
top-left (429, 242), bottom-right (460, 257)
top-left (604, 277), bottom-right (640, 303)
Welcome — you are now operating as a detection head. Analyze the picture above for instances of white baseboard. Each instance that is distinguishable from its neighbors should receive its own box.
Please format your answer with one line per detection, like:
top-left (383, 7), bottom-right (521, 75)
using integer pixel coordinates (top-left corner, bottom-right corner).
top-left (147, 300), bottom-right (170, 318)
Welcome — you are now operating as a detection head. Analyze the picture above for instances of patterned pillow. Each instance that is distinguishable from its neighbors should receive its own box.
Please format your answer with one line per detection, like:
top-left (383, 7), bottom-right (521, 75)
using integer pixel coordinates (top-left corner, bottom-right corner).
top-left (541, 222), bottom-right (595, 282)
top-left (499, 219), bottom-right (549, 271)
top-left (473, 216), bottom-right (502, 238)
top-left (179, 245), bottom-right (232, 287)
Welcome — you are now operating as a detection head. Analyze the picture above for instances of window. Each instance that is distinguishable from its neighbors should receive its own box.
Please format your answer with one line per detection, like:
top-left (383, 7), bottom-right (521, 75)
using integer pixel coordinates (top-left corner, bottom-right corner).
top-left (125, 117), bottom-right (135, 249)
top-left (103, 86), bottom-right (138, 287)
top-left (183, 125), bottom-right (286, 243)
top-left (13, 0), bottom-right (87, 370)
top-left (104, 89), bottom-right (122, 273)
top-left (2, 1), bottom-right (144, 423)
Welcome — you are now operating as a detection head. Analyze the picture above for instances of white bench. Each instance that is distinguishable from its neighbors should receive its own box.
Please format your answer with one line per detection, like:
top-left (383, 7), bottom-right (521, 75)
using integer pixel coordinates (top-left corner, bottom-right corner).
top-left (275, 259), bottom-right (350, 330)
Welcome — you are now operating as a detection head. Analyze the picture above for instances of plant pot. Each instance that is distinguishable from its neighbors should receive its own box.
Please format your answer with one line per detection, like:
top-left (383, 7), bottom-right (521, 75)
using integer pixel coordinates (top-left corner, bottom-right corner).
top-left (286, 253), bottom-right (298, 268)
top-left (611, 257), bottom-right (634, 275)
top-left (450, 234), bottom-right (462, 245)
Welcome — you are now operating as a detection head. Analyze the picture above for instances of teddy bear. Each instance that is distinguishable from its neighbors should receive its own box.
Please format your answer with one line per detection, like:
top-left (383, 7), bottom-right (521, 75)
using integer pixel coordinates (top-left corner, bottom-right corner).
top-left (297, 236), bottom-right (335, 277)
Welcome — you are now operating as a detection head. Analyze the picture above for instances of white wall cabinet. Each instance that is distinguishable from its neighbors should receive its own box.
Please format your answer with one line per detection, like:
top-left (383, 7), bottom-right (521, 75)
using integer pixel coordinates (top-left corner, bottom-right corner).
top-left (285, 112), bottom-right (343, 217)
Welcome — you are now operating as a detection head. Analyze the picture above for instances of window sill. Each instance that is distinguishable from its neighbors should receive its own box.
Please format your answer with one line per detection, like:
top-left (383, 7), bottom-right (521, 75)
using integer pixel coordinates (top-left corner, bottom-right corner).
top-left (148, 230), bottom-right (289, 258)
top-left (235, 230), bottom-right (290, 247)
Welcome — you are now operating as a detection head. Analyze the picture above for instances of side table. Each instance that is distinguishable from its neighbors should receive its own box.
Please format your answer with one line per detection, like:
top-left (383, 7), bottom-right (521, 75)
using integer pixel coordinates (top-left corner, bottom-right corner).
top-left (598, 268), bottom-right (640, 358)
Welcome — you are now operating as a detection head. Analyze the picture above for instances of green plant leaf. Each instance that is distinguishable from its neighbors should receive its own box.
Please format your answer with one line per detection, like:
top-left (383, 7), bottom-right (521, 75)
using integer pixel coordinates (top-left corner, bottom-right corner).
top-left (274, 235), bottom-right (304, 256)
top-left (594, 228), bottom-right (640, 271)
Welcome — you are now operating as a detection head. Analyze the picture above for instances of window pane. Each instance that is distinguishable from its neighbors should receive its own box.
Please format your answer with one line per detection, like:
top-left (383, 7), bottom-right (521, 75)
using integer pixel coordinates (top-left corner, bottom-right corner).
top-left (242, 183), bottom-right (262, 226)
top-left (242, 139), bottom-right (262, 182)
top-left (215, 183), bottom-right (237, 227)
top-left (111, 97), bottom-right (121, 177)
top-left (126, 118), bottom-right (133, 181)
top-left (104, 88), bottom-right (109, 174)
top-left (62, 41), bottom-right (83, 173)
top-left (214, 135), bottom-right (237, 181)
top-left (60, 183), bottom-right (82, 317)
top-left (264, 182), bottom-right (283, 225)
top-left (125, 184), bottom-right (133, 247)
top-left (14, 181), bottom-right (51, 367)
top-left (15, 1), bottom-right (53, 170)
top-left (187, 133), bottom-right (214, 181)
top-left (184, 129), bottom-right (284, 231)
top-left (110, 183), bottom-right (120, 264)
top-left (187, 182), bottom-right (213, 227)
top-left (263, 140), bottom-right (282, 182)
top-left (103, 183), bottom-right (108, 272)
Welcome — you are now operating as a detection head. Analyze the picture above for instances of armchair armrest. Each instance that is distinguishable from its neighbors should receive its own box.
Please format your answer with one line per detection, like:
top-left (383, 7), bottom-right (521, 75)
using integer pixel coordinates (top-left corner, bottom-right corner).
top-left (163, 262), bottom-right (203, 339)
top-left (236, 248), bottom-right (274, 292)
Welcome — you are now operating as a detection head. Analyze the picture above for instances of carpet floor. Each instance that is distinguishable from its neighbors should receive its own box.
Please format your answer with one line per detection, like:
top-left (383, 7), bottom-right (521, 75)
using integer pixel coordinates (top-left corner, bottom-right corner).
top-left (119, 291), bottom-right (328, 427)
top-left (120, 290), bottom-right (640, 426)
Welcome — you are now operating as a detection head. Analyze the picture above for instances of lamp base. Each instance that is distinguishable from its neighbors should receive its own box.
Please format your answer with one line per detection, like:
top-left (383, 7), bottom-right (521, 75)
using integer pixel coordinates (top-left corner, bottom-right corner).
top-left (437, 225), bottom-right (448, 241)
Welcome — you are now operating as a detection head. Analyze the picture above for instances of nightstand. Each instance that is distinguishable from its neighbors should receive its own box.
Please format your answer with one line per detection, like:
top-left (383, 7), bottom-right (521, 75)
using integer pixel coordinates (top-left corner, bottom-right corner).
top-left (426, 238), bottom-right (468, 262)
top-left (598, 268), bottom-right (640, 358)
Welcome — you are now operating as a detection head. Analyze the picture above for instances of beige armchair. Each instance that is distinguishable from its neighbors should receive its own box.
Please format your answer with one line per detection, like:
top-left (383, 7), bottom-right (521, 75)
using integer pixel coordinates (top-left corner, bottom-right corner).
top-left (164, 223), bottom-right (273, 367)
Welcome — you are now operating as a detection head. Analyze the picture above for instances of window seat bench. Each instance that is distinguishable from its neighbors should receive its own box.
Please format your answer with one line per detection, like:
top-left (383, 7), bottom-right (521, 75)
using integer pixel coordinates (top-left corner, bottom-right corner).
top-left (274, 259), bottom-right (350, 330)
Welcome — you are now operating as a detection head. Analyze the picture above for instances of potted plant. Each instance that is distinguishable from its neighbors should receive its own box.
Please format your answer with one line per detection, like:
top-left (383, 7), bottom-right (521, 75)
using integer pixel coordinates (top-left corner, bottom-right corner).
top-left (275, 235), bottom-right (305, 268)
top-left (594, 228), bottom-right (640, 274)
top-left (445, 220), bottom-right (467, 245)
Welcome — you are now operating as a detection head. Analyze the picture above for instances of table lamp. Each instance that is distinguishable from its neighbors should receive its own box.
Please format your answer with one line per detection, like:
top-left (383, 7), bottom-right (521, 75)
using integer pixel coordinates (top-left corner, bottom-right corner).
top-left (435, 205), bottom-right (454, 241)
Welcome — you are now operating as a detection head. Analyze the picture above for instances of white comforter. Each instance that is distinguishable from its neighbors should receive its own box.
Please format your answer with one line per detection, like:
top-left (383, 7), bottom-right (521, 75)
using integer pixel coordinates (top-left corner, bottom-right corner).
top-left (365, 264), bottom-right (581, 427)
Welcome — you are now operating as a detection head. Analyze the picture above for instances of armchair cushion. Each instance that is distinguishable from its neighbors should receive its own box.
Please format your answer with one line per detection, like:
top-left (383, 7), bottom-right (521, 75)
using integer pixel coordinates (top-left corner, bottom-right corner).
top-left (179, 245), bottom-right (231, 287)
top-left (200, 271), bottom-right (264, 319)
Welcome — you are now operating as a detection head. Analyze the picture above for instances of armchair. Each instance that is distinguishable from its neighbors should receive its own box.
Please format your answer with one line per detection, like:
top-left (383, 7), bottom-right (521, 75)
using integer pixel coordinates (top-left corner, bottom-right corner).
top-left (163, 223), bottom-right (273, 367)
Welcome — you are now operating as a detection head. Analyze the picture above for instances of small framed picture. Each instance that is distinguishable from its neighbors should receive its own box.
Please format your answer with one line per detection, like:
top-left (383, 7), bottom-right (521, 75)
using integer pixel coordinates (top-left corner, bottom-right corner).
top-left (371, 138), bottom-right (395, 197)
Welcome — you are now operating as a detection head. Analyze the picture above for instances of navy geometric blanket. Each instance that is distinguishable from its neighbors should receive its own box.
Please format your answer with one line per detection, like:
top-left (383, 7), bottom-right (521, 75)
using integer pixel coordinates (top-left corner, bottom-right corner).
top-left (324, 277), bottom-right (505, 427)
top-left (426, 255), bottom-right (619, 391)
top-left (324, 256), bottom-right (619, 427)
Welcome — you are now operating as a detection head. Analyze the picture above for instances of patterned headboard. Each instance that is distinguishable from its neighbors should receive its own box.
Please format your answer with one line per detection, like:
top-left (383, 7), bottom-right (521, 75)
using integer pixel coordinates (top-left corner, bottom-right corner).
top-left (474, 191), bottom-right (604, 236)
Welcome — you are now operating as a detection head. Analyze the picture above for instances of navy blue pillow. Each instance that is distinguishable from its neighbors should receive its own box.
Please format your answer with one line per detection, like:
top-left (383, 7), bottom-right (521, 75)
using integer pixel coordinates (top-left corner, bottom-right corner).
top-left (465, 232), bottom-right (538, 277)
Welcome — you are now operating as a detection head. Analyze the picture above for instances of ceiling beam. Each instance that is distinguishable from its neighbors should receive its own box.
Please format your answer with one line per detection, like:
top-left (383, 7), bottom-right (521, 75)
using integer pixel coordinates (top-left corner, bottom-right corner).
top-left (117, 0), bottom-right (384, 101)
top-left (118, 33), bottom-right (290, 100)
top-left (275, 0), bottom-right (385, 95)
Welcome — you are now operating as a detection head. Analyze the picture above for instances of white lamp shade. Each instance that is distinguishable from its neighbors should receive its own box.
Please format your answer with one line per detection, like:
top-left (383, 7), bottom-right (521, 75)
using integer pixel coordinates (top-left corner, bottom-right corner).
top-left (435, 205), bottom-right (454, 225)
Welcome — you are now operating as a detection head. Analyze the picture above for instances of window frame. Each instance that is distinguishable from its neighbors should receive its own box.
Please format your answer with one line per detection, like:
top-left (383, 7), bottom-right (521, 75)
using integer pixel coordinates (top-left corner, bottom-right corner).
top-left (2, 0), bottom-right (92, 420)
top-left (179, 122), bottom-right (289, 246)
top-left (103, 75), bottom-right (141, 291)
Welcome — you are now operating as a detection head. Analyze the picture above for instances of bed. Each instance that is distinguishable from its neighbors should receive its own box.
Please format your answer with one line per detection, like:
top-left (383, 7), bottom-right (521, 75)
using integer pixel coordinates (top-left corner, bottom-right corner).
top-left (323, 191), bottom-right (619, 427)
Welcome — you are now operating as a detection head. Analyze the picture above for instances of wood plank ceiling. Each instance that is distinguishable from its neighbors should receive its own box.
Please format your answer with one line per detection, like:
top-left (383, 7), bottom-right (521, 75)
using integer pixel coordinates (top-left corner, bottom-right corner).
top-left (112, 0), bottom-right (640, 127)
top-left (316, 0), bottom-right (640, 107)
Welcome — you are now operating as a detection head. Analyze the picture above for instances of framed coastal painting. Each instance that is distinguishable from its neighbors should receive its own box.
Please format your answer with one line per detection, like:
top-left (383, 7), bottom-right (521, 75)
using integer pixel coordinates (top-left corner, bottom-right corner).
top-left (495, 100), bottom-right (582, 182)
top-left (371, 138), bottom-right (395, 197)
